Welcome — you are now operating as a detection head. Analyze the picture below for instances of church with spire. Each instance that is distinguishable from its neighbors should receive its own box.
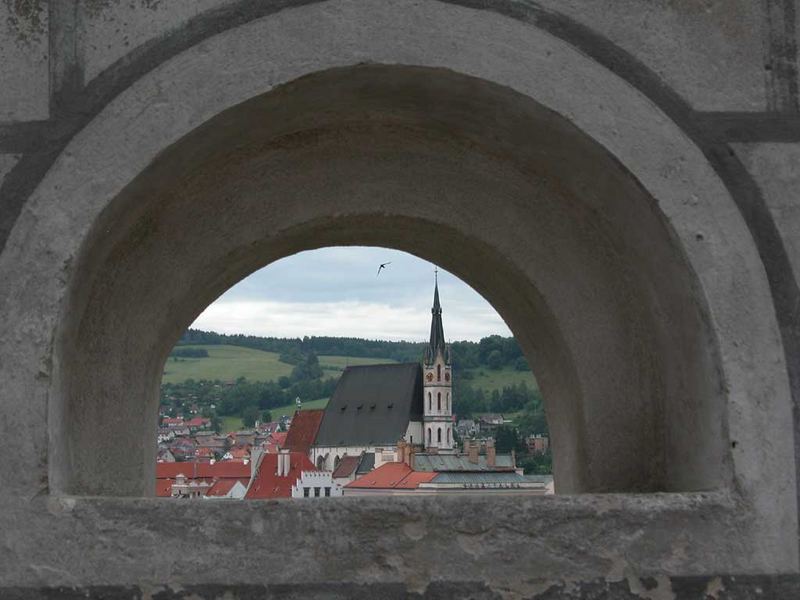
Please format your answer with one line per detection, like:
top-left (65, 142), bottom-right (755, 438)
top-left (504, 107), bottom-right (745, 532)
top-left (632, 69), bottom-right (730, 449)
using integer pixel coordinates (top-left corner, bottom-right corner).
top-left (422, 272), bottom-right (455, 452)
top-left (308, 274), bottom-right (457, 472)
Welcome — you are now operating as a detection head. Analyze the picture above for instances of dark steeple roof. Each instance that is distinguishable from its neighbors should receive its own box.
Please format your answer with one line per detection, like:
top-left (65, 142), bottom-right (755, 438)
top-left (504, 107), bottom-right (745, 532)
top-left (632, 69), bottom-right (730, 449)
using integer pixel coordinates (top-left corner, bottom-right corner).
top-left (424, 274), bottom-right (449, 365)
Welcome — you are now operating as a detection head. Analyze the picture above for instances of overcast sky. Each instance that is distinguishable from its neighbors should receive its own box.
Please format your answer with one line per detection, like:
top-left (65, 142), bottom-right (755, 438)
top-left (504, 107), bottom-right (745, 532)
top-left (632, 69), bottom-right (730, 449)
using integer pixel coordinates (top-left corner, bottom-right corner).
top-left (191, 247), bottom-right (512, 342)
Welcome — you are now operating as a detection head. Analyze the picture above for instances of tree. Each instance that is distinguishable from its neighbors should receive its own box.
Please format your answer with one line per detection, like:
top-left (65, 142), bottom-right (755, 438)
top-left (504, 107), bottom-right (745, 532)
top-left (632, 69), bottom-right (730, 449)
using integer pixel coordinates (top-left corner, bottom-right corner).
top-left (494, 425), bottom-right (520, 453)
top-left (242, 405), bottom-right (260, 428)
top-left (514, 356), bottom-right (530, 371)
top-left (487, 349), bottom-right (503, 370)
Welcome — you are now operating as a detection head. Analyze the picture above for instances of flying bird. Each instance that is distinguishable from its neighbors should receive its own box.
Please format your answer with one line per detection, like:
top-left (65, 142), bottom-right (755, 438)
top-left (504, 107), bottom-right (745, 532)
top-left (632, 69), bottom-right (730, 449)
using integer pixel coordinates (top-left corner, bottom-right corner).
top-left (376, 261), bottom-right (392, 277)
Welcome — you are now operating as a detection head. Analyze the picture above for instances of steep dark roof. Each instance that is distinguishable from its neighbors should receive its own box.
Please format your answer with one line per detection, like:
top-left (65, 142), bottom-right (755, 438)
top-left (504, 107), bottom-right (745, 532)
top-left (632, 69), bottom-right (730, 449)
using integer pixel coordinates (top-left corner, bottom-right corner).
top-left (314, 363), bottom-right (423, 447)
top-left (424, 279), bottom-right (450, 365)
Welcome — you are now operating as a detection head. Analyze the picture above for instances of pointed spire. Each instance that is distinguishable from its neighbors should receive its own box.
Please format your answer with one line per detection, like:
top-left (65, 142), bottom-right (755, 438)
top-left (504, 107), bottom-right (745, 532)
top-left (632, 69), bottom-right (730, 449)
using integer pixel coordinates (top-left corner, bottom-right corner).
top-left (426, 268), bottom-right (447, 364)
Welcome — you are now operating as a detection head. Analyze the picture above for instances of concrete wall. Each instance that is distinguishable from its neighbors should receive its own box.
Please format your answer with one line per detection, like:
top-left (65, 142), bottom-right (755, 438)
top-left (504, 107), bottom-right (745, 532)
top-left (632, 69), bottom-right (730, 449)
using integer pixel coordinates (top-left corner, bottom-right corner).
top-left (1, 0), bottom-right (799, 596)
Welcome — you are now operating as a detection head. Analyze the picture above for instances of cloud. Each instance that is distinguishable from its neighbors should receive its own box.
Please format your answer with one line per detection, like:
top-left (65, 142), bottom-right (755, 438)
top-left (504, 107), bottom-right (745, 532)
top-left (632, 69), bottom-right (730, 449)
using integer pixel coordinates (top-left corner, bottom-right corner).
top-left (191, 247), bottom-right (513, 341)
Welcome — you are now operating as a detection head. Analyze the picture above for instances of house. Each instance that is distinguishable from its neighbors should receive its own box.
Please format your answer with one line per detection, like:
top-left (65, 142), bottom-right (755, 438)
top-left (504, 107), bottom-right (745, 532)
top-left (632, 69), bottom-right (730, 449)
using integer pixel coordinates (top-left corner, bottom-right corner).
top-left (161, 417), bottom-right (184, 428)
top-left (204, 479), bottom-right (248, 499)
top-left (344, 440), bottom-right (552, 496)
top-left (156, 461), bottom-right (252, 499)
top-left (157, 428), bottom-right (176, 444)
top-left (156, 448), bottom-right (176, 463)
top-left (478, 414), bottom-right (506, 430)
top-left (291, 470), bottom-right (343, 498)
top-left (526, 434), bottom-right (549, 455)
top-left (222, 445), bottom-right (251, 462)
top-left (229, 430), bottom-right (257, 447)
top-left (186, 417), bottom-right (211, 431)
top-left (456, 419), bottom-right (478, 438)
top-left (194, 447), bottom-right (215, 463)
top-left (331, 452), bottom-right (377, 487)
top-left (244, 450), bottom-right (317, 499)
top-left (256, 421), bottom-right (280, 435)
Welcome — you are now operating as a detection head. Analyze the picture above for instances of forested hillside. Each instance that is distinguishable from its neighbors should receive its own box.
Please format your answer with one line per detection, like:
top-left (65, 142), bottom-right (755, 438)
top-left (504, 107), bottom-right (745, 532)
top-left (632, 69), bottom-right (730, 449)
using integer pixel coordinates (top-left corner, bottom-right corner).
top-left (162, 330), bottom-right (546, 440)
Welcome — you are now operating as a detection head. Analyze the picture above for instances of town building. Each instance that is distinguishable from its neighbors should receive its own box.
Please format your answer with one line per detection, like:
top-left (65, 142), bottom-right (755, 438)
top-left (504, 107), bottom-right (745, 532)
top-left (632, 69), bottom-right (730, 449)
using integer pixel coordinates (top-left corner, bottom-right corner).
top-left (310, 279), bottom-right (454, 469)
top-left (344, 439), bottom-right (552, 496)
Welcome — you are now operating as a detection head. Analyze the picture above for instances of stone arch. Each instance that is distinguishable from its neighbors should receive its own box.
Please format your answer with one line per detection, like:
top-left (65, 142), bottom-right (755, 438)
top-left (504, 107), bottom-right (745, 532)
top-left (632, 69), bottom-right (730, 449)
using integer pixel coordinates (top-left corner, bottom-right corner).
top-left (0, 1), bottom-right (793, 572)
top-left (316, 455), bottom-right (326, 470)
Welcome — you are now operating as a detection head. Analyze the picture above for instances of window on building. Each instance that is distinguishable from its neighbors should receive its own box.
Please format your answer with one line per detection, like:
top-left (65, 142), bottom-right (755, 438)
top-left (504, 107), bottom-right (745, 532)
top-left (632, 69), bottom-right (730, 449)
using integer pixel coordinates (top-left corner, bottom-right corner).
top-left (447, 428), bottom-right (451, 443)
top-left (427, 427), bottom-right (431, 444)
top-left (437, 392), bottom-right (441, 410)
top-left (325, 487), bottom-right (331, 497)
top-left (410, 435), bottom-right (413, 444)
top-left (437, 428), bottom-right (442, 443)
top-left (447, 393), bottom-right (450, 411)
top-left (428, 392), bottom-right (431, 411)
top-left (314, 487), bottom-right (321, 497)
top-left (304, 487), bottom-right (310, 497)
top-left (437, 364), bottom-right (441, 381)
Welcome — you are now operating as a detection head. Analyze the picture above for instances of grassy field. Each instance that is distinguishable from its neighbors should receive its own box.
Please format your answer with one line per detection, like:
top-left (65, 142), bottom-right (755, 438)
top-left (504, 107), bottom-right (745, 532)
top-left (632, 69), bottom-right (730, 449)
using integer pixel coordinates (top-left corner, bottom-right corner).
top-left (161, 344), bottom-right (294, 384)
top-left (162, 344), bottom-right (536, 405)
top-left (220, 415), bottom-right (245, 433)
top-left (462, 366), bottom-right (538, 393)
top-left (162, 346), bottom-right (403, 385)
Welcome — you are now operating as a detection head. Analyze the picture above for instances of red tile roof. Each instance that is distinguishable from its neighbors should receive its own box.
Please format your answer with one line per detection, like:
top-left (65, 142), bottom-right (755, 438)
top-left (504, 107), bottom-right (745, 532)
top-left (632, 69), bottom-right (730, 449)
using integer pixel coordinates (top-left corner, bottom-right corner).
top-left (186, 417), bottom-right (210, 428)
top-left (268, 431), bottom-right (288, 447)
top-left (156, 462), bottom-right (250, 480)
top-left (244, 452), bottom-right (315, 499)
top-left (332, 455), bottom-right (361, 478)
top-left (156, 479), bottom-right (173, 497)
top-left (205, 479), bottom-right (247, 497)
top-left (284, 410), bottom-right (324, 455)
top-left (345, 462), bottom-right (436, 489)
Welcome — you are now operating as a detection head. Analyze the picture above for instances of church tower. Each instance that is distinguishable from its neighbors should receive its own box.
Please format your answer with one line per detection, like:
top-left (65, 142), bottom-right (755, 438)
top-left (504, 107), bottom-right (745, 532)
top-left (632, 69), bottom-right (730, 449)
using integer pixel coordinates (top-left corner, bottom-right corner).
top-left (422, 272), bottom-right (454, 451)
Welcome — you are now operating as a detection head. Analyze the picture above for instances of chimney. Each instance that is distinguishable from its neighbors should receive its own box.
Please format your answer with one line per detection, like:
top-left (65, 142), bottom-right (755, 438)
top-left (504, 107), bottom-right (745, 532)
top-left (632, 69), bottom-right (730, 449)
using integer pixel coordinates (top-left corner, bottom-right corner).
top-left (278, 449), bottom-right (290, 477)
top-left (407, 445), bottom-right (415, 469)
top-left (468, 439), bottom-right (479, 464)
top-left (486, 438), bottom-right (496, 467)
top-left (397, 439), bottom-right (406, 464)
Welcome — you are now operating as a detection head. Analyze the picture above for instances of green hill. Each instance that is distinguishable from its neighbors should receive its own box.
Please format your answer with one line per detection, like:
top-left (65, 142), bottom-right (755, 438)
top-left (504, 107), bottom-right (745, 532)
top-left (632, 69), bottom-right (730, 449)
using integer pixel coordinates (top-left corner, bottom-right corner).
top-left (161, 345), bottom-right (400, 385)
top-left (161, 344), bottom-right (294, 384)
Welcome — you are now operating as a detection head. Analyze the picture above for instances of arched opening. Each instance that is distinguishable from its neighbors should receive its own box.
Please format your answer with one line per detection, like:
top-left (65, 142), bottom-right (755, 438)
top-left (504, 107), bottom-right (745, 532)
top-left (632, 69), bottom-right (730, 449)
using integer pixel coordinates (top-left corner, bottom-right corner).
top-left (427, 392), bottom-right (431, 411)
top-left (427, 428), bottom-right (432, 446)
top-left (54, 65), bottom-right (730, 498)
top-left (437, 428), bottom-right (442, 444)
top-left (334, 455), bottom-right (341, 468)
top-left (316, 456), bottom-right (325, 470)
top-left (437, 364), bottom-right (441, 381)
top-left (437, 392), bottom-right (441, 411)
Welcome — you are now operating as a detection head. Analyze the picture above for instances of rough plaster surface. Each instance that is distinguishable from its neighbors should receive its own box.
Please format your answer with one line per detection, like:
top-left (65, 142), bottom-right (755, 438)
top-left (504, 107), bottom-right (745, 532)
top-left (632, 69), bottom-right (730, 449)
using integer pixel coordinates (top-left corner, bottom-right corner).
top-left (67, 0), bottom-right (773, 111)
top-left (734, 143), bottom-right (800, 283)
top-left (0, 0), bottom-right (798, 593)
top-left (0, 154), bottom-right (21, 184)
top-left (0, 1), bottom-right (49, 120)
top-left (78, 0), bottom-right (239, 83)
top-left (534, 0), bottom-right (770, 112)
